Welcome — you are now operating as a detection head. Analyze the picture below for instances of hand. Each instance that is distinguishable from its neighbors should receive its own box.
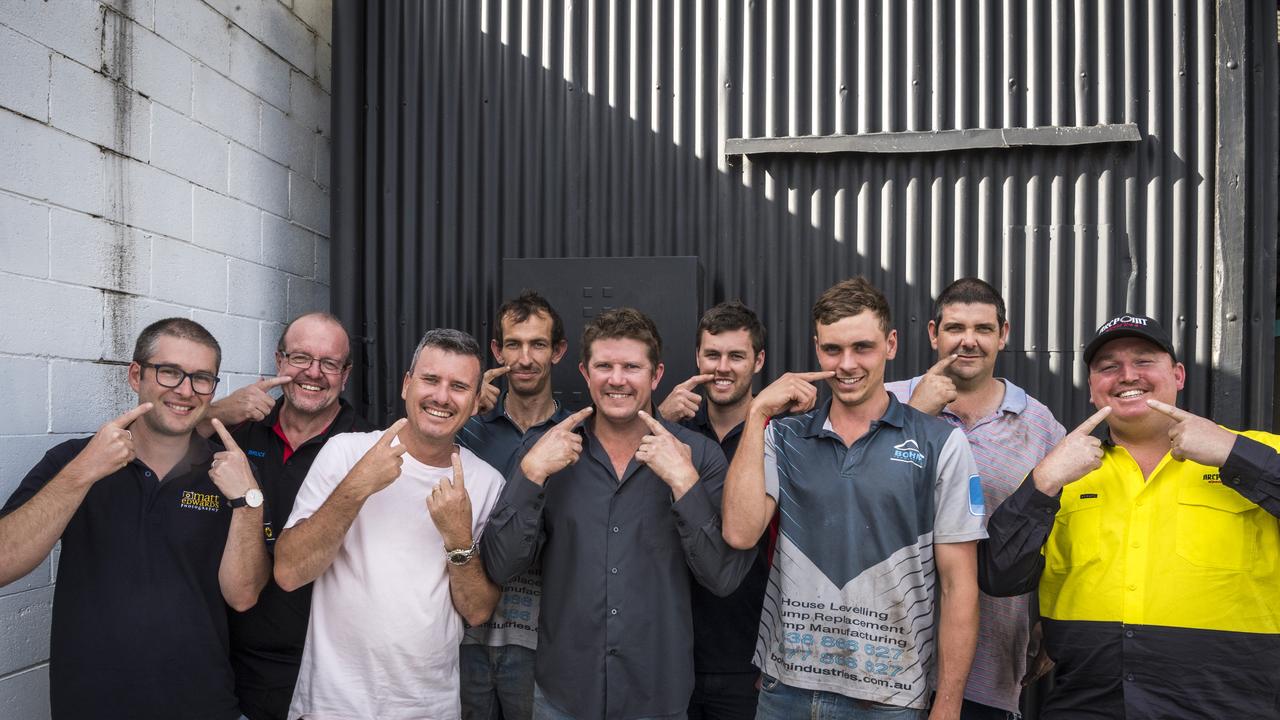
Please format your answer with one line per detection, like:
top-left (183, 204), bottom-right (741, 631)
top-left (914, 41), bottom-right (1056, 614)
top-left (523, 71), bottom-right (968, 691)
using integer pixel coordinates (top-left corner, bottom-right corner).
top-left (1021, 620), bottom-right (1054, 687)
top-left (427, 452), bottom-right (474, 549)
top-left (907, 355), bottom-right (958, 415)
top-left (1146, 399), bottom-right (1238, 466)
top-left (520, 407), bottom-right (594, 485)
top-left (636, 411), bottom-right (698, 496)
top-left (927, 704), bottom-right (960, 720)
top-left (209, 418), bottom-right (259, 500)
top-left (348, 419), bottom-right (410, 496)
top-left (210, 376), bottom-right (291, 425)
top-left (475, 366), bottom-right (511, 416)
top-left (749, 371), bottom-right (835, 418)
top-left (657, 374), bottom-right (713, 422)
top-left (1032, 407), bottom-right (1112, 495)
top-left (66, 403), bottom-right (153, 483)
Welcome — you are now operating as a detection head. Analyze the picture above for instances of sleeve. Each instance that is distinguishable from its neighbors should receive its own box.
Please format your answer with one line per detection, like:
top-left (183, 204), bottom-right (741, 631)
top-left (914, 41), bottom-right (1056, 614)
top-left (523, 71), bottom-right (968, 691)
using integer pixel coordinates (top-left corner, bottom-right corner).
top-left (883, 378), bottom-right (915, 405)
top-left (1219, 432), bottom-right (1280, 518)
top-left (763, 423), bottom-right (781, 499)
top-left (480, 441), bottom-right (549, 585)
top-left (676, 438), bottom-right (757, 597)
top-left (466, 454), bottom-right (506, 540)
top-left (0, 441), bottom-right (78, 518)
top-left (933, 428), bottom-right (988, 543)
top-left (284, 434), bottom-right (359, 530)
top-left (977, 475), bottom-right (1060, 597)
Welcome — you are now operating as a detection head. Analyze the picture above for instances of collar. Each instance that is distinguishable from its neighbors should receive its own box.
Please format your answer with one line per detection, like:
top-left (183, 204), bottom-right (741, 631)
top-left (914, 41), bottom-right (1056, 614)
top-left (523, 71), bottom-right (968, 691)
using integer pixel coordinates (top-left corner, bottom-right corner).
top-left (483, 391), bottom-right (569, 427)
top-left (266, 397), bottom-right (359, 438)
top-left (687, 400), bottom-right (747, 442)
top-left (800, 392), bottom-right (906, 438)
top-left (150, 433), bottom-right (215, 479)
top-left (993, 378), bottom-right (1028, 415)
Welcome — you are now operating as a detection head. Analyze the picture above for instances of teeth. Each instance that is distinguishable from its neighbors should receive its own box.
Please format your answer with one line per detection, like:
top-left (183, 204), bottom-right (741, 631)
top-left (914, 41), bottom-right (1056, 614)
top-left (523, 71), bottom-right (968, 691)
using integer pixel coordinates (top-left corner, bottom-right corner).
top-left (605, 393), bottom-right (629, 399)
top-left (424, 408), bottom-right (453, 418)
top-left (298, 384), bottom-right (323, 391)
top-left (714, 380), bottom-right (732, 386)
top-left (164, 402), bottom-right (192, 413)
top-left (1118, 390), bottom-right (1144, 398)
top-left (837, 377), bottom-right (860, 384)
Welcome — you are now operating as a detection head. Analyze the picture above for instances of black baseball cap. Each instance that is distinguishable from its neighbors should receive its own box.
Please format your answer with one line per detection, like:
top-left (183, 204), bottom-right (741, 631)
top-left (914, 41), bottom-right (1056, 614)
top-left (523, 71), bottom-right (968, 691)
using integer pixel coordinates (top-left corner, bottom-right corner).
top-left (1083, 314), bottom-right (1177, 365)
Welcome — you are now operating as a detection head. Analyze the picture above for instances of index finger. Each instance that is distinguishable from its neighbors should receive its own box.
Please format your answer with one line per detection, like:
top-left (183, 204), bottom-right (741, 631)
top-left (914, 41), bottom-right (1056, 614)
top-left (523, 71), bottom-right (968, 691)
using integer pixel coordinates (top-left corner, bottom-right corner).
top-left (483, 365), bottom-right (512, 383)
top-left (637, 410), bottom-right (670, 435)
top-left (379, 417), bottom-right (410, 446)
top-left (257, 375), bottom-right (293, 389)
top-left (1145, 398), bottom-right (1191, 421)
top-left (793, 370), bottom-right (836, 382)
top-left (677, 373), bottom-right (715, 390)
top-left (927, 354), bottom-right (959, 374)
top-left (1073, 406), bottom-right (1113, 436)
top-left (210, 418), bottom-right (241, 451)
top-left (110, 402), bottom-right (154, 428)
top-left (557, 406), bottom-right (594, 431)
top-left (451, 451), bottom-right (465, 488)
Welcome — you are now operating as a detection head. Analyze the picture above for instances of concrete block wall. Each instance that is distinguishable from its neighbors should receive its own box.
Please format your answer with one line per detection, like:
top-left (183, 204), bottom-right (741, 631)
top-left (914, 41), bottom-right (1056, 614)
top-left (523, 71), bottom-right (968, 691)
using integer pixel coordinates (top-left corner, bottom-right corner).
top-left (0, 1), bottom-right (332, 714)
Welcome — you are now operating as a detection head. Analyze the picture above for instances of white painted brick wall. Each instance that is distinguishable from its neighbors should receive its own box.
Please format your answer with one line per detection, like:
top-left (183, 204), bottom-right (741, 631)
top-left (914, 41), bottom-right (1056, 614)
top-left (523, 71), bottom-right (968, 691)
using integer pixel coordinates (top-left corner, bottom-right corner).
top-left (0, 1), bottom-right (332, 713)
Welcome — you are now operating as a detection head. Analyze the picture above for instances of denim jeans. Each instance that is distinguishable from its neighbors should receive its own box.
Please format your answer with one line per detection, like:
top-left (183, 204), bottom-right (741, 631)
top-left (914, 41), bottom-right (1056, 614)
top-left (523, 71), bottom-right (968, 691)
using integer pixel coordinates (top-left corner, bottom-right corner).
top-left (687, 672), bottom-right (760, 720)
top-left (960, 699), bottom-right (1021, 720)
top-left (754, 676), bottom-right (927, 720)
top-left (533, 683), bottom-right (687, 720)
top-left (460, 643), bottom-right (536, 720)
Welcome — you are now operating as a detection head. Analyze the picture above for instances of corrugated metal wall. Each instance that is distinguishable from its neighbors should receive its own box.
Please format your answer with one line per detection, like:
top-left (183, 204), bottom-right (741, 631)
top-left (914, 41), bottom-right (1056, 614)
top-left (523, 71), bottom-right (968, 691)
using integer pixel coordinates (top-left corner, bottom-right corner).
top-left (331, 0), bottom-right (1276, 430)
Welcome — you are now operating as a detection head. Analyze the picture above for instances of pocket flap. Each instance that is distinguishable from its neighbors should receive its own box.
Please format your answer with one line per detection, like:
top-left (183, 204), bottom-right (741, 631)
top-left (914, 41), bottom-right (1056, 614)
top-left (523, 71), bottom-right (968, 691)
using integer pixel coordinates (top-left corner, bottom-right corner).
top-left (1177, 483), bottom-right (1257, 514)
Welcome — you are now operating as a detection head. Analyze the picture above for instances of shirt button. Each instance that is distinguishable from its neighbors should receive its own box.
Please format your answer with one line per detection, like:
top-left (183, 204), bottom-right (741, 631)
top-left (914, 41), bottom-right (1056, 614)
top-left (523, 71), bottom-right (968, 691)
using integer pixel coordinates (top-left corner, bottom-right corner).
top-left (610, 567), bottom-right (618, 574)
top-left (144, 471), bottom-right (152, 478)
top-left (1125, 673), bottom-right (1135, 682)
top-left (610, 608), bottom-right (618, 615)
top-left (537, 492), bottom-right (545, 499)
top-left (1231, 476), bottom-right (1241, 485)
top-left (1131, 542), bottom-right (1140, 548)
top-left (1128, 584), bottom-right (1137, 591)
top-left (608, 649), bottom-right (618, 656)
top-left (612, 526), bottom-right (620, 533)
top-left (1124, 629), bottom-right (1135, 638)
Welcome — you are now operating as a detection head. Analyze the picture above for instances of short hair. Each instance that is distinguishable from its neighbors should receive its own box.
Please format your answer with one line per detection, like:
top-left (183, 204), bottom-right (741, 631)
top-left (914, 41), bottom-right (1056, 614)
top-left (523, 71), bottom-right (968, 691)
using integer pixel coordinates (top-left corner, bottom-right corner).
top-left (581, 308), bottom-right (662, 368)
top-left (408, 328), bottom-right (484, 383)
top-left (495, 290), bottom-right (565, 346)
top-left (132, 317), bottom-right (222, 370)
top-left (812, 277), bottom-right (892, 333)
top-left (276, 312), bottom-right (353, 361)
top-left (698, 300), bottom-right (766, 354)
top-left (932, 277), bottom-right (1007, 327)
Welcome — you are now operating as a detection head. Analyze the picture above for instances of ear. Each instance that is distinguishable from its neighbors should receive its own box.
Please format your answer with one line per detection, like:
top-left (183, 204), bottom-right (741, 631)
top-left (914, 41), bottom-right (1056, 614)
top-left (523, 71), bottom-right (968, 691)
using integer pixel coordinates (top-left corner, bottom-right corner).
top-left (885, 329), bottom-right (898, 360)
top-left (927, 320), bottom-right (940, 351)
top-left (551, 339), bottom-right (568, 364)
top-left (400, 372), bottom-right (410, 401)
top-left (128, 362), bottom-right (142, 393)
top-left (579, 362), bottom-right (590, 383)
top-left (339, 365), bottom-right (352, 391)
top-left (489, 339), bottom-right (503, 364)
top-left (1173, 361), bottom-right (1186, 391)
top-left (651, 362), bottom-right (665, 389)
top-left (753, 350), bottom-right (765, 375)
top-left (997, 321), bottom-right (1010, 352)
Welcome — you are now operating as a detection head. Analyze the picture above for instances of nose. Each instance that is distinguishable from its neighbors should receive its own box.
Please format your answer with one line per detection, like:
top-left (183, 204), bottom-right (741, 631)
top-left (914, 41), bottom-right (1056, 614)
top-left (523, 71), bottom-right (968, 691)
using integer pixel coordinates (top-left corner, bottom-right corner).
top-left (607, 365), bottom-right (626, 386)
top-left (172, 375), bottom-right (196, 398)
top-left (716, 356), bottom-right (732, 373)
top-left (839, 349), bottom-right (859, 374)
top-left (517, 344), bottom-right (533, 365)
top-left (302, 361), bottom-right (324, 379)
top-left (1119, 361), bottom-right (1140, 382)
top-left (431, 381), bottom-right (452, 404)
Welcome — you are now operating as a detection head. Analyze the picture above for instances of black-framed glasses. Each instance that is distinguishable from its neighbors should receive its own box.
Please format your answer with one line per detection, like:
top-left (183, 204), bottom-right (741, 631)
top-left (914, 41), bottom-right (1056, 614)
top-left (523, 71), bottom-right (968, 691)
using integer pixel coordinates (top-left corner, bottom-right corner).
top-left (278, 351), bottom-right (350, 375)
top-left (138, 362), bottom-right (220, 395)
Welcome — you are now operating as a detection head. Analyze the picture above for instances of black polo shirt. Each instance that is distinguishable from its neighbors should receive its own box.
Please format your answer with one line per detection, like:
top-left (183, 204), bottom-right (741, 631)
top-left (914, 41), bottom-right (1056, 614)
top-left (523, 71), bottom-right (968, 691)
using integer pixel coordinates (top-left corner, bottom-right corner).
top-left (681, 404), bottom-right (773, 675)
top-left (0, 435), bottom-right (239, 720)
top-left (224, 399), bottom-right (371, 720)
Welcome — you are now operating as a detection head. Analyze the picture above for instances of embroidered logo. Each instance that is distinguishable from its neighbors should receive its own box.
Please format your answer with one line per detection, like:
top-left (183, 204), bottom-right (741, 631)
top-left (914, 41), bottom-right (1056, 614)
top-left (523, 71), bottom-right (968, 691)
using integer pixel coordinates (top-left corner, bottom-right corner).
top-left (890, 439), bottom-right (926, 469)
top-left (246, 449), bottom-right (266, 458)
top-left (1202, 472), bottom-right (1222, 484)
top-left (178, 490), bottom-right (221, 512)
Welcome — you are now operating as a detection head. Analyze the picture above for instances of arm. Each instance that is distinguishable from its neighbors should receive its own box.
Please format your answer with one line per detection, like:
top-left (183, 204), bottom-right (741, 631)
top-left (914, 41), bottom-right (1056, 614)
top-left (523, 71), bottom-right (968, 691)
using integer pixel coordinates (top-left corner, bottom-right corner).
top-left (208, 420), bottom-right (270, 610)
top-left (275, 420), bottom-right (409, 591)
top-left (1221, 434), bottom-right (1280, 517)
top-left (977, 476), bottom-right (1057, 596)
top-left (930, 541), bottom-right (979, 720)
top-left (721, 406), bottom-right (776, 549)
top-left (429, 453), bottom-right (500, 626)
top-left (446, 557), bottom-right (500, 626)
top-left (673, 448), bottom-right (756, 597)
top-left (196, 376), bottom-right (290, 438)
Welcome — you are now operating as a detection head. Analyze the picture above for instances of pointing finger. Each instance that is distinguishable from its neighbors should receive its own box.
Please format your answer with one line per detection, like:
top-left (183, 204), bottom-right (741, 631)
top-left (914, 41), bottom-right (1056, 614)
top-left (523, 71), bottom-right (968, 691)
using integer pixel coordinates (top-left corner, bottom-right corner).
top-left (678, 373), bottom-right (716, 390)
top-left (258, 375), bottom-right (293, 389)
top-left (794, 370), bottom-right (837, 382)
top-left (1073, 406), bottom-right (1113, 436)
top-left (484, 365), bottom-right (513, 382)
top-left (210, 418), bottom-right (241, 452)
top-left (558, 406), bottom-right (594, 431)
top-left (1145, 399), bottom-right (1191, 421)
top-left (450, 452), bottom-right (465, 489)
top-left (927, 354), bottom-right (959, 375)
top-left (379, 418), bottom-right (410, 446)
top-left (111, 402), bottom-right (154, 428)
top-left (637, 410), bottom-right (669, 435)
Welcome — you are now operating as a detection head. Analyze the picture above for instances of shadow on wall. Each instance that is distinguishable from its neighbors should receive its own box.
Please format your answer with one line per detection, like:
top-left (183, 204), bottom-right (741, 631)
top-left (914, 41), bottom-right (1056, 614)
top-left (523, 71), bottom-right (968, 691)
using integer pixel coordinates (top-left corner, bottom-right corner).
top-left (332, 0), bottom-right (1220, 432)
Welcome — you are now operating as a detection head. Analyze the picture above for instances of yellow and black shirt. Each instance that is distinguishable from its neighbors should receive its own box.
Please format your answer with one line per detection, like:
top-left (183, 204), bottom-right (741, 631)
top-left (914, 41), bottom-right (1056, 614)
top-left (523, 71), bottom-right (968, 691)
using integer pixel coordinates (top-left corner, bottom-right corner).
top-left (980, 429), bottom-right (1280, 719)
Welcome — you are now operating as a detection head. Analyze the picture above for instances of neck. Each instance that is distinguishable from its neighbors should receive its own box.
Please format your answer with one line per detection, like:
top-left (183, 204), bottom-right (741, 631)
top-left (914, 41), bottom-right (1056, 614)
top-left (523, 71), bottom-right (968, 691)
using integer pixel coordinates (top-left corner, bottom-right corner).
top-left (278, 400), bottom-right (342, 447)
top-left (400, 431), bottom-right (457, 468)
top-left (828, 388), bottom-right (890, 428)
top-left (130, 421), bottom-right (194, 475)
top-left (1109, 415), bottom-right (1176, 453)
top-left (948, 376), bottom-right (1005, 419)
top-left (591, 412), bottom-right (649, 446)
top-left (503, 388), bottom-right (558, 431)
top-left (707, 394), bottom-right (752, 439)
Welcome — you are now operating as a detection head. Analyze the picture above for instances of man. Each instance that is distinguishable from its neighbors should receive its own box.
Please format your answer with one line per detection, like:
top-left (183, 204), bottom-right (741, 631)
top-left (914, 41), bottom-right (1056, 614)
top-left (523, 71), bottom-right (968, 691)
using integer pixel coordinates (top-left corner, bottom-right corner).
top-left (457, 291), bottom-right (571, 720)
top-left (886, 278), bottom-right (1066, 720)
top-left (0, 318), bottom-right (269, 720)
top-left (201, 312), bottom-right (373, 720)
top-left (274, 329), bottom-right (506, 720)
top-left (482, 308), bottom-right (755, 719)
top-left (979, 314), bottom-right (1280, 719)
top-left (657, 300), bottom-right (773, 720)
top-left (723, 277), bottom-right (986, 720)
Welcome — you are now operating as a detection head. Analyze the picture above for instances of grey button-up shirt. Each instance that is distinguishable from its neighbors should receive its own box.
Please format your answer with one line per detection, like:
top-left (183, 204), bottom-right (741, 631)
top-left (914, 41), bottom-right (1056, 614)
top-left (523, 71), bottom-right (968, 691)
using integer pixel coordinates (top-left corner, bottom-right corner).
top-left (482, 412), bottom-right (755, 719)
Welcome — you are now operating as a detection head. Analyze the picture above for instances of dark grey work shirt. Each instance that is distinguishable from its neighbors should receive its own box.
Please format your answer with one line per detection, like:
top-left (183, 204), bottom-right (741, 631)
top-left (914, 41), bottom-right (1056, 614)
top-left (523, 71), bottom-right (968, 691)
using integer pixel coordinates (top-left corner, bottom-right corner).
top-left (482, 413), bottom-right (755, 720)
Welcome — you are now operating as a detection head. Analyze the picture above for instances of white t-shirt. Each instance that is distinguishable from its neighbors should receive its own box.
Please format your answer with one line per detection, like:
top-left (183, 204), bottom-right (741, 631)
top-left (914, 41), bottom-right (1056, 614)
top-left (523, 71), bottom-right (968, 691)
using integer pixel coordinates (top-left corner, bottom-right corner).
top-left (284, 431), bottom-right (505, 720)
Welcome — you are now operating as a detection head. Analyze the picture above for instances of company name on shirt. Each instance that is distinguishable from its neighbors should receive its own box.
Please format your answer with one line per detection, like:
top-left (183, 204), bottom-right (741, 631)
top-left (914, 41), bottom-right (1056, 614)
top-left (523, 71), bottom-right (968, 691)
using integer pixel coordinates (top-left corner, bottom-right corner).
top-left (889, 439), bottom-right (925, 469)
top-left (178, 490), bottom-right (221, 512)
top-left (1202, 472), bottom-right (1222, 484)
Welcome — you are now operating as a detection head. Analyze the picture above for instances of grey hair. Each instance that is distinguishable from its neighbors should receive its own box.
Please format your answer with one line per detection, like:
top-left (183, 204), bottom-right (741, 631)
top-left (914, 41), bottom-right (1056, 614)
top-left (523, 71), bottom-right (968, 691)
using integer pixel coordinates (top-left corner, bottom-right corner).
top-left (408, 328), bottom-right (484, 387)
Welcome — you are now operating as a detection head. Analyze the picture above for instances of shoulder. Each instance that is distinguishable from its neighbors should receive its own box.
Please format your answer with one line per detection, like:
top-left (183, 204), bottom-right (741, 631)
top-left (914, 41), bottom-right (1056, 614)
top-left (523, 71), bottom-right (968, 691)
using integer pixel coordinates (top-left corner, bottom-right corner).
top-left (768, 410), bottom-right (816, 438)
top-left (318, 430), bottom-right (381, 458)
top-left (884, 377), bottom-right (919, 403)
top-left (457, 445), bottom-right (504, 483)
top-left (1237, 429), bottom-right (1280, 451)
top-left (899, 403), bottom-right (960, 440)
top-left (1016, 393), bottom-right (1068, 439)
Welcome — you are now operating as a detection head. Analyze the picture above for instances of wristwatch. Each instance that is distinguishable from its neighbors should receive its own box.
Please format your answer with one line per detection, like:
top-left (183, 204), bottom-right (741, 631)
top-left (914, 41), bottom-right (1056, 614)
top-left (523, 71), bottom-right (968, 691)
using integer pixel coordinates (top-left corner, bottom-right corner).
top-left (227, 488), bottom-right (264, 510)
top-left (446, 540), bottom-right (479, 566)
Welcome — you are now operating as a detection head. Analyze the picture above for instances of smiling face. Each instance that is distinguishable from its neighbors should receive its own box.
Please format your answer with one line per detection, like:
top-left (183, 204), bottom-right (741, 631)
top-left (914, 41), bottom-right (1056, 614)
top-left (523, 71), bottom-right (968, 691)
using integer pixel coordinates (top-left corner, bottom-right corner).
top-left (492, 311), bottom-right (567, 399)
top-left (1087, 336), bottom-right (1185, 433)
top-left (277, 316), bottom-right (352, 416)
top-left (928, 302), bottom-right (1008, 386)
top-left (128, 336), bottom-right (219, 437)
top-left (697, 328), bottom-right (763, 408)
top-left (814, 310), bottom-right (897, 409)
top-left (401, 347), bottom-right (482, 445)
top-left (580, 337), bottom-right (664, 424)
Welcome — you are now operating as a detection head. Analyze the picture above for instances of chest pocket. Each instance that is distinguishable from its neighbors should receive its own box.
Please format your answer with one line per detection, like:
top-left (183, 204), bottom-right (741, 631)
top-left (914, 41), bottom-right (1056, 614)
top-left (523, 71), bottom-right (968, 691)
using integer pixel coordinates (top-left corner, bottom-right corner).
top-left (1175, 484), bottom-right (1257, 571)
top-left (1046, 491), bottom-right (1103, 570)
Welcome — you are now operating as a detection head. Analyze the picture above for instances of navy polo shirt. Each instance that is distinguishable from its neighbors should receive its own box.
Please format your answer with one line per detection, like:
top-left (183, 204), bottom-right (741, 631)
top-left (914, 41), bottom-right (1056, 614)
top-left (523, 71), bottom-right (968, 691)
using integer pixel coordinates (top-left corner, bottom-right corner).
top-left (681, 403), bottom-right (773, 675)
top-left (224, 399), bottom-right (371, 720)
top-left (1, 435), bottom-right (240, 720)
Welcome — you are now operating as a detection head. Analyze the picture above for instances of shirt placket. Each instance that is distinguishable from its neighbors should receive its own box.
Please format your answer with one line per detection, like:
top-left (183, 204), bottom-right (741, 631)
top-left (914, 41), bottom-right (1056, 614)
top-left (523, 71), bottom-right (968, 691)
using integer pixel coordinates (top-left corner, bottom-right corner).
top-left (1121, 453), bottom-right (1157, 625)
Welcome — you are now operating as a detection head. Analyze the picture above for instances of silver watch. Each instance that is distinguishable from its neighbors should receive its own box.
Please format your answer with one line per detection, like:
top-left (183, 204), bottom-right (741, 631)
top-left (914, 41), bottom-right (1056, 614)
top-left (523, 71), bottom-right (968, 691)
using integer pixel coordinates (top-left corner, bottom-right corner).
top-left (446, 540), bottom-right (479, 566)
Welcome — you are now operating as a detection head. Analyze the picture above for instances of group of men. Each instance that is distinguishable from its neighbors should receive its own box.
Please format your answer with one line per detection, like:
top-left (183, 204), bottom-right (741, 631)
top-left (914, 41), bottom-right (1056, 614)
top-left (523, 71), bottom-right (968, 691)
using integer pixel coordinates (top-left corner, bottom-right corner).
top-left (1, 275), bottom-right (1277, 720)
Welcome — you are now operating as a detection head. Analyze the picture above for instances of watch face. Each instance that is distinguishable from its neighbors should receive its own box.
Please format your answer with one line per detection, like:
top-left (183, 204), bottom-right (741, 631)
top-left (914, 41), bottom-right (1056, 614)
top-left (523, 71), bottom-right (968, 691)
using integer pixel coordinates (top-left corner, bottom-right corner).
top-left (245, 489), bottom-right (264, 508)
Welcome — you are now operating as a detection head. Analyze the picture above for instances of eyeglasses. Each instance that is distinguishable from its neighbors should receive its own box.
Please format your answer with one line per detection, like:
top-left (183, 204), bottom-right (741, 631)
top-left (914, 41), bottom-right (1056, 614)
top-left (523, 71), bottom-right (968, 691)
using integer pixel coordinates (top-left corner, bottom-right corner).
top-left (278, 351), bottom-right (350, 375)
top-left (138, 362), bottom-right (220, 395)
